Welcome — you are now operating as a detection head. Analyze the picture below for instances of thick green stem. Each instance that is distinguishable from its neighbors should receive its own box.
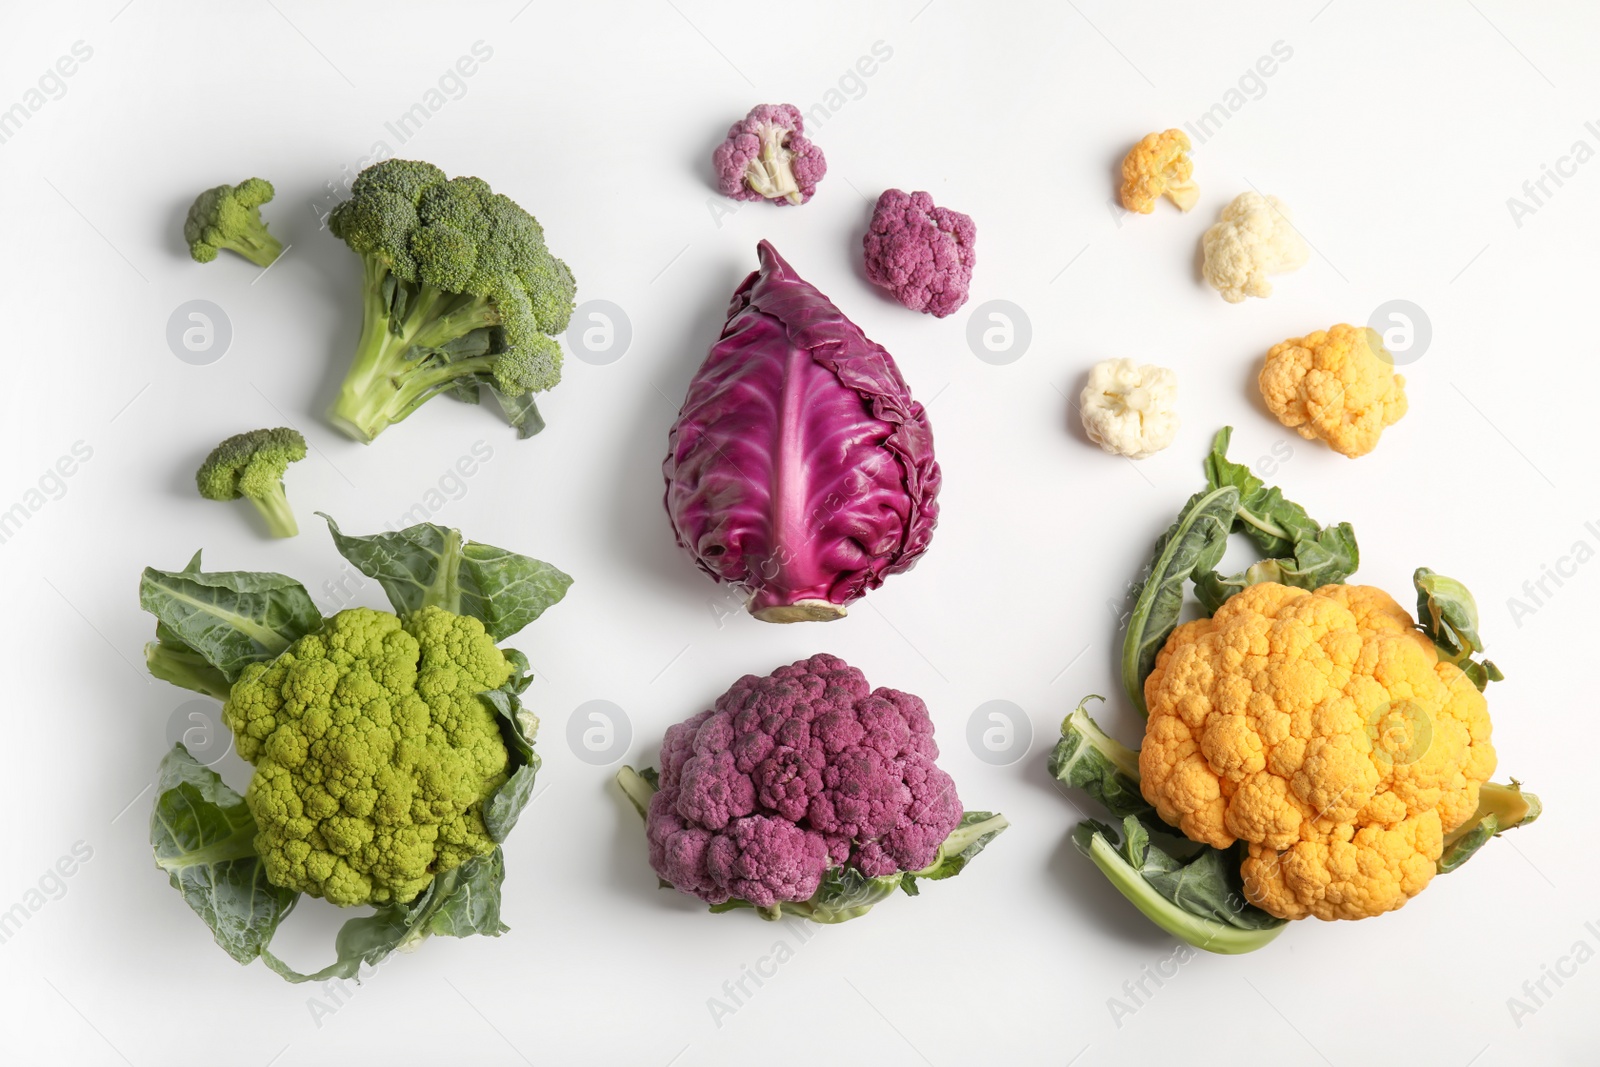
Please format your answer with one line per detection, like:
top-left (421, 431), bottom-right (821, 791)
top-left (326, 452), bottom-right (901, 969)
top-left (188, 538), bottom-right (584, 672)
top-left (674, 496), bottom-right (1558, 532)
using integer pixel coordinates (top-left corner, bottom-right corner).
top-left (328, 260), bottom-right (498, 443)
top-left (1080, 830), bottom-right (1285, 955)
top-left (412, 298), bottom-right (500, 351)
top-left (915, 813), bottom-right (1009, 875)
top-left (418, 527), bottom-right (464, 613)
top-left (228, 229), bottom-right (283, 268)
top-left (250, 482), bottom-right (298, 538)
top-left (616, 766), bottom-right (657, 819)
top-left (145, 641), bottom-right (232, 700)
top-left (1234, 504), bottom-right (1289, 543)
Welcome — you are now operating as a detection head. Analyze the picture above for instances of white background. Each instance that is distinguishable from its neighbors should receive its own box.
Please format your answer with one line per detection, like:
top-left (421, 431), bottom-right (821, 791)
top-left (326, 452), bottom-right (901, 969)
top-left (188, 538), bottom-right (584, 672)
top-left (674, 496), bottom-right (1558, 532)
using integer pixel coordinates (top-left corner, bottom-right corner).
top-left (1, 1), bottom-right (1596, 1064)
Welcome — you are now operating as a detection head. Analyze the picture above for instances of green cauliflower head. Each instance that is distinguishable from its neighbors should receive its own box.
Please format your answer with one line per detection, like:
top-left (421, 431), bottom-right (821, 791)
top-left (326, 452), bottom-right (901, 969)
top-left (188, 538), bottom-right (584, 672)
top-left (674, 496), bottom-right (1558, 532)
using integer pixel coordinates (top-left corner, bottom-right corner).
top-left (222, 605), bottom-right (513, 906)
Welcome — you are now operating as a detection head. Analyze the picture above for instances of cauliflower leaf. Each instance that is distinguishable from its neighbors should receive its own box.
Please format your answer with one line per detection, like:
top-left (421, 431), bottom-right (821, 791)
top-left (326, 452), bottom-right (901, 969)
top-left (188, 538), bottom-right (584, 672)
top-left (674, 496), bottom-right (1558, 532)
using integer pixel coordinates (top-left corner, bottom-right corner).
top-left (151, 745), bottom-right (296, 964)
top-left (321, 514), bottom-right (572, 641)
top-left (139, 551), bottom-right (321, 684)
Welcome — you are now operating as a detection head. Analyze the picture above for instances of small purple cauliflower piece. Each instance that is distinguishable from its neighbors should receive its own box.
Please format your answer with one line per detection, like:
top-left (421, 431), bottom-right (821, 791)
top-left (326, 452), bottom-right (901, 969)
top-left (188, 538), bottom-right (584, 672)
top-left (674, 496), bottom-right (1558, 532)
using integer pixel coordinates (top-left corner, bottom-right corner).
top-left (712, 104), bottom-right (827, 206)
top-left (863, 189), bottom-right (976, 318)
top-left (637, 654), bottom-right (965, 909)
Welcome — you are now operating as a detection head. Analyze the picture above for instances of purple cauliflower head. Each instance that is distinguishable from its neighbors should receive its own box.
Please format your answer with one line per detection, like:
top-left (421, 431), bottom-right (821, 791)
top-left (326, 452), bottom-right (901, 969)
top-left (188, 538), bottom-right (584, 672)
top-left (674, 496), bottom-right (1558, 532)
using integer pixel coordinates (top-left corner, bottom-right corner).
top-left (863, 189), bottom-right (976, 318)
top-left (712, 104), bottom-right (827, 206)
top-left (643, 654), bottom-right (964, 907)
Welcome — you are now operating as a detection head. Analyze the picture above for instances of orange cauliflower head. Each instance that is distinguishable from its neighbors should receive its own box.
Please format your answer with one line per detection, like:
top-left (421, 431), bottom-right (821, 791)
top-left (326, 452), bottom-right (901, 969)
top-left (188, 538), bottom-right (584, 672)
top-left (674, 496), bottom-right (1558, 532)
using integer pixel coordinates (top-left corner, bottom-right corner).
top-left (1119, 129), bottom-right (1198, 214)
top-left (1139, 582), bottom-right (1496, 922)
top-left (1259, 324), bottom-right (1408, 458)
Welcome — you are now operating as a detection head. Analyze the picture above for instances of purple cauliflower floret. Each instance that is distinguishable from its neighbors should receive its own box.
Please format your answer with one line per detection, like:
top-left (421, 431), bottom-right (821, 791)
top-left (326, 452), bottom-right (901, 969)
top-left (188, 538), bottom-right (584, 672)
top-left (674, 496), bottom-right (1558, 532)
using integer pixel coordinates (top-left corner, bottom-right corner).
top-left (645, 789), bottom-right (723, 902)
top-left (712, 104), bottom-right (827, 206)
top-left (885, 756), bottom-right (963, 870)
top-left (677, 749), bottom-right (756, 829)
top-left (862, 189), bottom-right (976, 318)
top-left (706, 815), bottom-right (830, 908)
top-left (643, 654), bottom-right (963, 906)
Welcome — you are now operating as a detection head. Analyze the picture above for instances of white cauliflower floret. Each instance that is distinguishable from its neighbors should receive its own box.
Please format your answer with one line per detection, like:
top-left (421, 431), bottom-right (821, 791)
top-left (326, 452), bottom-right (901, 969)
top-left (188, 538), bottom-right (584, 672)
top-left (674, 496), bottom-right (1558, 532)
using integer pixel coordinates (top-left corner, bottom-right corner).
top-left (1079, 359), bottom-right (1180, 459)
top-left (1201, 192), bottom-right (1309, 303)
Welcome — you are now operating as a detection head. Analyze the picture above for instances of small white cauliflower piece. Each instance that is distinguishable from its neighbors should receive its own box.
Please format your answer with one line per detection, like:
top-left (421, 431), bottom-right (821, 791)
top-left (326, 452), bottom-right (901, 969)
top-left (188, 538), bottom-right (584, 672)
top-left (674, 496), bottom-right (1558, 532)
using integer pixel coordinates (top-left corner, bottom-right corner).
top-left (1079, 358), bottom-right (1180, 459)
top-left (1201, 192), bottom-right (1309, 303)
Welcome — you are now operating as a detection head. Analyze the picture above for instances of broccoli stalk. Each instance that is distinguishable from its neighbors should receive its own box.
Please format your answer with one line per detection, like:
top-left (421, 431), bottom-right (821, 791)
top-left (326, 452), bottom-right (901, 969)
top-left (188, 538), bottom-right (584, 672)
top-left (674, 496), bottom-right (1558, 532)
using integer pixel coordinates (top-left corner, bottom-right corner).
top-left (328, 256), bottom-right (518, 443)
top-left (246, 479), bottom-right (296, 538)
top-left (325, 159), bottom-right (576, 444)
top-left (195, 427), bottom-right (306, 538)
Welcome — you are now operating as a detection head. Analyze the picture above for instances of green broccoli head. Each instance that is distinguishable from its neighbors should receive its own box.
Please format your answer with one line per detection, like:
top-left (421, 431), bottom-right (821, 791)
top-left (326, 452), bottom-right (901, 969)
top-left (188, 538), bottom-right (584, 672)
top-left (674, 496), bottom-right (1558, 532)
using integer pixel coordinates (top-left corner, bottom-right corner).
top-left (195, 427), bottom-right (306, 538)
top-left (221, 606), bottom-right (513, 907)
top-left (184, 178), bottom-right (284, 268)
top-left (325, 159), bottom-right (576, 443)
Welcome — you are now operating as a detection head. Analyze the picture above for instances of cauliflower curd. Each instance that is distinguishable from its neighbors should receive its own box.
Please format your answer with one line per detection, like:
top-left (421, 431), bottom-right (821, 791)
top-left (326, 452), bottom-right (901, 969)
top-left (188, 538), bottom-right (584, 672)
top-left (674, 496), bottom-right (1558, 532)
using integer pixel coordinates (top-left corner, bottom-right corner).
top-left (646, 654), bottom-right (963, 908)
top-left (1260, 324), bottom-right (1408, 458)
top-left (223, 606), bottom-right (513, 907)
top-left (1201, 192), bottom-right (1308, 303)
top-left (1119, 129), bottom-right (1198, 214)
top-left (1140, 582), bottom-right (1496, 921)
top-left (1080, 358), bottom-right (1180, 459)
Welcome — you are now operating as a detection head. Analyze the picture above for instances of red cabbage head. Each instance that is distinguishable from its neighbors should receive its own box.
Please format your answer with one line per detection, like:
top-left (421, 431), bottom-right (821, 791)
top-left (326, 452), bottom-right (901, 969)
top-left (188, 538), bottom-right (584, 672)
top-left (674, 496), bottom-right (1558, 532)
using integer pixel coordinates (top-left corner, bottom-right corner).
top-left (663, 241), bottom-right (941, 622)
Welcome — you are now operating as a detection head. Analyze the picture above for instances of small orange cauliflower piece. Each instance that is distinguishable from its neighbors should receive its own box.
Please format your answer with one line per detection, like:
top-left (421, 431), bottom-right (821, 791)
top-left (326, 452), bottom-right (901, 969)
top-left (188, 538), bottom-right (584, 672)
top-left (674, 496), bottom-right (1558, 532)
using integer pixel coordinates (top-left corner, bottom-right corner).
top-left (1259, 324), bottom-right (1408, 458)
top-left (1119, 129), bottom-right (1198, 214)
top-left (1139, 582), bottom-right (1496, 922)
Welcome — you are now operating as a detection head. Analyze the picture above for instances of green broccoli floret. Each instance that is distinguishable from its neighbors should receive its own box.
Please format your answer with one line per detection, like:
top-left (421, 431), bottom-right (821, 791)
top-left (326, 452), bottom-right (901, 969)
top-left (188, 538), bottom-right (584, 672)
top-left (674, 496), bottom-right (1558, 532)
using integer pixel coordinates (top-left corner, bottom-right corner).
top-left (184, 178), bottom-right (284, 267)
top-left (325, 159), bottom-right (577, 443)
top-left (195, 427), bottom-right (306, 538)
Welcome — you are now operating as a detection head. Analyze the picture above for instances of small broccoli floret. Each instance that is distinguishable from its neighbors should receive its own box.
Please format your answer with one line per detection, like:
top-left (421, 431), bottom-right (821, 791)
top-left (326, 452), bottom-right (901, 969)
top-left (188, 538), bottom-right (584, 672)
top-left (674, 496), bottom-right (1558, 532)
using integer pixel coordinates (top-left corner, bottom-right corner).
top-left (184, 178), bottom-right (283, 267)
top-left (324, 159), bottom-right (577, 443)
top-left (196, 427), bottom-right (306, 538)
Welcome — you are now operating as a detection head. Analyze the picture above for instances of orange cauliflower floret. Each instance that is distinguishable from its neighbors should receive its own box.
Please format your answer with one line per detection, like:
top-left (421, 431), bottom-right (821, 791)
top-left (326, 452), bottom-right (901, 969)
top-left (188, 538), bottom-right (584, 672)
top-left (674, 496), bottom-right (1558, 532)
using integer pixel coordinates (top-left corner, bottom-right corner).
top-left (1259, 324), bottom-right (1408, 459)
top-left (1139, 582), bottom-right (1496, 922)
top-left (1119, 129), bottom-right (1198, 214)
